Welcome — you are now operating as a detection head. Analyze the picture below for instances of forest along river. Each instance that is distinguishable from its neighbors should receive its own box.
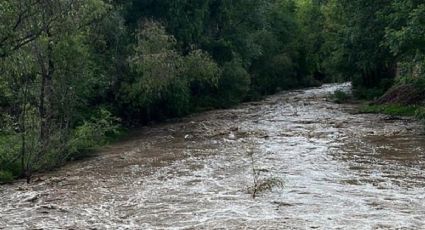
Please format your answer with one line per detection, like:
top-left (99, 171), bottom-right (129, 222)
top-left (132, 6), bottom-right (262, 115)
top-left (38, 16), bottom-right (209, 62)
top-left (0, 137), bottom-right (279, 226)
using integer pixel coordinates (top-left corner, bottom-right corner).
top-left (1, 83), bottom-right (425, 229)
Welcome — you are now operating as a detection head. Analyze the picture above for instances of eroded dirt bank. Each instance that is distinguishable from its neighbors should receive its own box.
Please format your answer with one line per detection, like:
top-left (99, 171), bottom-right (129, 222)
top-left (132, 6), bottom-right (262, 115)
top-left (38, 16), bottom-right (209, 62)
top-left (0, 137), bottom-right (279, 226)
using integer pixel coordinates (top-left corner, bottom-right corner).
top-left (1, 83), bottom-right (425, 229)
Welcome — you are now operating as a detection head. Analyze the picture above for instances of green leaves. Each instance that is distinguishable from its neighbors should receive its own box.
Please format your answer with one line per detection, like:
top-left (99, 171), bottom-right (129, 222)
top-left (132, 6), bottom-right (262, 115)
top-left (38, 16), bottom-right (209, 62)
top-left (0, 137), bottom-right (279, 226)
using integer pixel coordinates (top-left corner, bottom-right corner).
top-left (122, 21), bottom-right (221, 118)
top-left (0, 0), bottom-right (119, 181)
top-left (183, 49), bottom-right (220, 87)
top-left (0, 0), bottom-right (111, 58)
top-left (385, 2), bottom-right (425, 57)
top-left (125, 21), bottom-right (182, 107)
top-left (69, 108), bottom-right (120, 156)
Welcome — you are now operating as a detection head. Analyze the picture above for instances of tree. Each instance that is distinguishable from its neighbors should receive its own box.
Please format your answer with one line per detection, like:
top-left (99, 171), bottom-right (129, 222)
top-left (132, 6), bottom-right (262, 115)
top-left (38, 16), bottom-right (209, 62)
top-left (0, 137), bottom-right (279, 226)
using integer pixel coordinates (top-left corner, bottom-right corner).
top-left (320, 0), bottom-right (396, 98)
top-left (120, 21), bottom-right (220, 120)
top-left (0, 0), bottom-right (110, 182)
top-left (385, 1), bottom-right (425, 83)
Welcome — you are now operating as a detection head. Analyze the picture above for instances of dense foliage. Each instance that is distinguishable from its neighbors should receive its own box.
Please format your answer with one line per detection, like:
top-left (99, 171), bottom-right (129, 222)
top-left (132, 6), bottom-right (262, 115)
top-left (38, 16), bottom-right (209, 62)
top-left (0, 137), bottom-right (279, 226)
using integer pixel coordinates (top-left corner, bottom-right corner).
top-left (1, 0), bottom-right (424, 183)
top-left (322, 0), bottom-right (425, 98)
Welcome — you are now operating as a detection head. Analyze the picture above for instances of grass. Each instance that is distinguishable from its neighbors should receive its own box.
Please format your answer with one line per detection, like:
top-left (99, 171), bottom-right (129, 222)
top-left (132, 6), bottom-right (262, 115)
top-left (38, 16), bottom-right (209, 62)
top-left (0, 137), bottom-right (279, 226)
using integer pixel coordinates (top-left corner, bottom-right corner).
top-left (359, 104), bottom-right (422, 117)
top-left (359, 104), bottom-right (425, 132)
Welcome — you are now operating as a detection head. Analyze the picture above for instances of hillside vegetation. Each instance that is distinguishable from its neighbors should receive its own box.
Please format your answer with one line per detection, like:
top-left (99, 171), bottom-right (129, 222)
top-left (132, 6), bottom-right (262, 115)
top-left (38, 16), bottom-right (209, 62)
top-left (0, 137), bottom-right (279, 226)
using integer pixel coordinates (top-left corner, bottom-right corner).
top-left (1, 0), bottom-right (424, 183)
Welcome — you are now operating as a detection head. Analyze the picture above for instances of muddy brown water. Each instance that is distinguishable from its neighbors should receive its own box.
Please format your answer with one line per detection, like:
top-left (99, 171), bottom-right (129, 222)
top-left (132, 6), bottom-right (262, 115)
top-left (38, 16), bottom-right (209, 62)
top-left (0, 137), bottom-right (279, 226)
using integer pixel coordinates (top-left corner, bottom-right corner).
top-left (1, 83), bottom-right (425, 229)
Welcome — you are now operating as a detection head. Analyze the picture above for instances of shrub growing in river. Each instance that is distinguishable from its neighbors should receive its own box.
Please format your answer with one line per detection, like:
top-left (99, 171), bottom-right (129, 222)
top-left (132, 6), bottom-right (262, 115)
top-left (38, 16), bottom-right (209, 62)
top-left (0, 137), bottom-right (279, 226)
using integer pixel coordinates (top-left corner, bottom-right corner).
top-left (247, 150), bottom-right (284, 199)
top-left (331, 90), bottom-right (351, 104)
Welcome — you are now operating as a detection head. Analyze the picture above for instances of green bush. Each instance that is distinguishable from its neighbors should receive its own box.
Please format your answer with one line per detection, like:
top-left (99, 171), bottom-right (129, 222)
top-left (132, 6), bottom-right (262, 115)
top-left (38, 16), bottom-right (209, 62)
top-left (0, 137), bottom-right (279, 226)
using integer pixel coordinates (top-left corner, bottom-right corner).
top-left (68, 108), bottom-right (120, 160)
top-left (160, 78), bottom-right (191, 117)
top-left (353, 87), bottom-right (387, 100)
top-left (352, 76), bottom-right (391, 100)
top-left (331, 90), bottom-right (351, 104)
top-left (213, 59), bottom-right (251, 108)
top-left (0, 108), bottom-right (121, 182)
top-left (0, 133), bottom-right (20, 182)
top-left (183, 49), bottom-right (221, 112)
top-left (0, 170), bottom-right (14, 184)
top-left (415, 107), bottom-right (425, 120)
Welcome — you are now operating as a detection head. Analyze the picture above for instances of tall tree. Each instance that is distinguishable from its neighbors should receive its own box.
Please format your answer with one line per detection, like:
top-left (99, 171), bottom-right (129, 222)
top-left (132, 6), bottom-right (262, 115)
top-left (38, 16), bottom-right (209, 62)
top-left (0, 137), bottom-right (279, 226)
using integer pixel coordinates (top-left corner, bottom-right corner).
top-left (1, 0), bottom-right (110, 181)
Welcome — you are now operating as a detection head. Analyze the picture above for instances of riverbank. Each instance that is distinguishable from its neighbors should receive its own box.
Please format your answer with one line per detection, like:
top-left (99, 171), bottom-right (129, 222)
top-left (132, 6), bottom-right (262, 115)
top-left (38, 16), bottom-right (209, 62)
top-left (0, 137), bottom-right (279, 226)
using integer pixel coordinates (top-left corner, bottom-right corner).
top-left (329, 83), bottom-right (425, 126)
top-left (1, 83), bottom-right (424, 229)
top-left (357, 83), bottom-right (425, 126)
top-left (359, 104), bottom-right (425, 120)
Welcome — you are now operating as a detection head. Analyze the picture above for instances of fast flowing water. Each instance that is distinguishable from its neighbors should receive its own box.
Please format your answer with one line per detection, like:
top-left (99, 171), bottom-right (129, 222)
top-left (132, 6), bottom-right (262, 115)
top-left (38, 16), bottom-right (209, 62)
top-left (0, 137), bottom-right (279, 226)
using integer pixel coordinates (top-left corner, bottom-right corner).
top-left (1, 83), bottom-right (425, 229)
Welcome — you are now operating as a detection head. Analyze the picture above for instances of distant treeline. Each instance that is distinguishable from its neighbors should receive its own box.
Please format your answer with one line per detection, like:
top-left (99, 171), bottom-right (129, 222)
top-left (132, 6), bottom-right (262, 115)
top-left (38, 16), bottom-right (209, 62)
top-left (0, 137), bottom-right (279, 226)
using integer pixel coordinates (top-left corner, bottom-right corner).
top-left (1, 0), bottom-right (424, 182)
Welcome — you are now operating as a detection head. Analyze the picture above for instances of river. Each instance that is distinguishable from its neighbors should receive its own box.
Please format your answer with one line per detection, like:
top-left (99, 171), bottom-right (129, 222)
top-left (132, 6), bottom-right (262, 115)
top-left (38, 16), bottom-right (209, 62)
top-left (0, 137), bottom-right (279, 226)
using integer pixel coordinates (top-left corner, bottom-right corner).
top-left (1, 83), bottom-right (424, 229)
